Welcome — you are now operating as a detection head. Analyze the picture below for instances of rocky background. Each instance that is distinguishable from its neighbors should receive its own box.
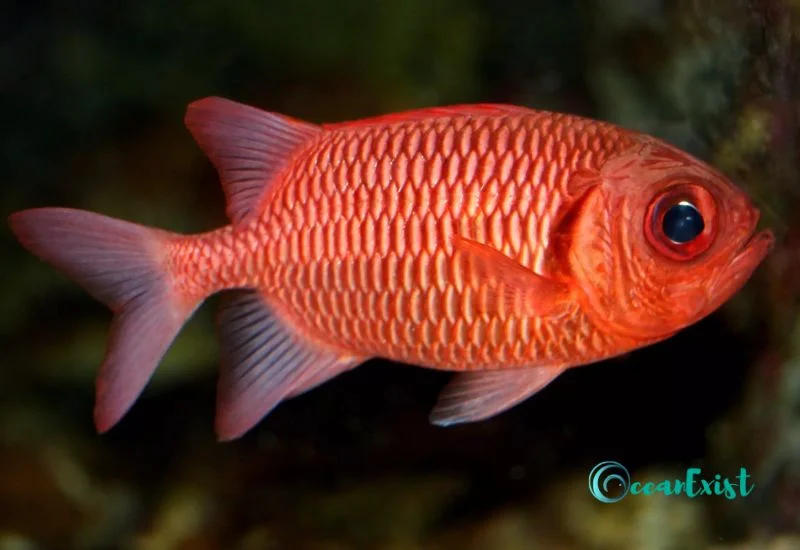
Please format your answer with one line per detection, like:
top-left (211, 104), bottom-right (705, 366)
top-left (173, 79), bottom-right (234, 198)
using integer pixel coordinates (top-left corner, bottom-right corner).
top-left (1, 1), bottom-right (798, 548)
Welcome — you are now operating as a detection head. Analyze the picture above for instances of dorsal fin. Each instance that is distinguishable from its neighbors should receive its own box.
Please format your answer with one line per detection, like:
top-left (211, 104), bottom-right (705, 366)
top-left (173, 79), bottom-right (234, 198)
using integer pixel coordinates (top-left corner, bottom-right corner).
top-left (185, 96), bottom-right (321, 225)
top-left (321, 103), bottom-right (535, 131)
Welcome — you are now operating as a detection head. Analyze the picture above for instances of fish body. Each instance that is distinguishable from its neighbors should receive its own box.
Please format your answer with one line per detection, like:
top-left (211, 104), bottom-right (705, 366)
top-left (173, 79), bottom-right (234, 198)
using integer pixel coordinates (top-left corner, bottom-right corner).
top-left (9, 98), bottom-right (774, 440)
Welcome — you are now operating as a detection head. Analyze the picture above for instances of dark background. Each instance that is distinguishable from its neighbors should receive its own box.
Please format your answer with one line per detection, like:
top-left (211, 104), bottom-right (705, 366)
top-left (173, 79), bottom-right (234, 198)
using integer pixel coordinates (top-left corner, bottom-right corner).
top-left (1, 1), bottom-right (798, 548)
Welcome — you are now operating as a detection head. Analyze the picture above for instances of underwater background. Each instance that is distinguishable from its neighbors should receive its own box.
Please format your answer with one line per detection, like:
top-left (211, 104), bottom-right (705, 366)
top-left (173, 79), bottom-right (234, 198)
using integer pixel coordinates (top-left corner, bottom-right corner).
top-left (1, 1), bottom-right (798, 548)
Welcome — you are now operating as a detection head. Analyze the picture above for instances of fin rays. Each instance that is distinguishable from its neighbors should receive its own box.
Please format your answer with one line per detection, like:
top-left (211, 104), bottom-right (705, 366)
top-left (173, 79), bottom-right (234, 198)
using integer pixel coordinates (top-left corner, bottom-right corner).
top-left (215, 290), bottom-right (360, 441)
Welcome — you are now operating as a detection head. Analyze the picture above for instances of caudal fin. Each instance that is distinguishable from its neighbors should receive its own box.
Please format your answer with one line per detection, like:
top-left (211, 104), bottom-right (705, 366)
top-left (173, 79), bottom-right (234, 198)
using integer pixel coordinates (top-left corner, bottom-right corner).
top-left (8, 207), bottom-right (201, 432)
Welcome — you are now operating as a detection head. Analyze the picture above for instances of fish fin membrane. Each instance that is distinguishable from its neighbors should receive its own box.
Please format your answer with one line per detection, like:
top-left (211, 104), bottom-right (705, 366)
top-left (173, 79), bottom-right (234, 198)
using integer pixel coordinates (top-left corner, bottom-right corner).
top-left (452, 236), bottom-right (571, 318)
top-left (285, 359), bottom-right (359, 399)
top-left (321, 103), bottom-right (534, 130)
top-left (429, 366), bottom-right (566, 427)
top-left (215, 289), bottom-right (360, 441)
top-left (184, 96), bottom-right (321, 225)
top-left (8, 207), bottom-right (201, 433)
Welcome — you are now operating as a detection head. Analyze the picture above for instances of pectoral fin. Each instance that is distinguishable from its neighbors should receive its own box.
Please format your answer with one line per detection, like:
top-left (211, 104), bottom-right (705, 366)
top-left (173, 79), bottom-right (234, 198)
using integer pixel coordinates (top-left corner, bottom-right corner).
top-left (453, 236), bottom-right (571, 317)
top-left (429, 366), bottom-right (567, 426)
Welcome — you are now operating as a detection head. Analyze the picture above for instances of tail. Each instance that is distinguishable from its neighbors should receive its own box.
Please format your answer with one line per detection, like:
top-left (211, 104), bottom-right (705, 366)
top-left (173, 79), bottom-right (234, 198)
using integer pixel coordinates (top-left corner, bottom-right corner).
top-left (8, 207), bottom-right (202, 433)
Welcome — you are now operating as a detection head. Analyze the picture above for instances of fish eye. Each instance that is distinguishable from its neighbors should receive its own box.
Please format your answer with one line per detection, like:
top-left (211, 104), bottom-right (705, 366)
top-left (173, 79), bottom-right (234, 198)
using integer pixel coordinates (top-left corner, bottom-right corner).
top-left (644, 184), bottom-right (717, 261)
top-left (662, 201), bottom-right (704, 244)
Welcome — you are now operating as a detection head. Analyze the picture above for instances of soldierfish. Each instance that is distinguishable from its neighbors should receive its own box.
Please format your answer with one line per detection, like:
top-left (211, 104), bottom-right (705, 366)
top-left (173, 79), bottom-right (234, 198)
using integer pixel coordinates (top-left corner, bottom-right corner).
top-left (9, 97), bottom-right (774, 440)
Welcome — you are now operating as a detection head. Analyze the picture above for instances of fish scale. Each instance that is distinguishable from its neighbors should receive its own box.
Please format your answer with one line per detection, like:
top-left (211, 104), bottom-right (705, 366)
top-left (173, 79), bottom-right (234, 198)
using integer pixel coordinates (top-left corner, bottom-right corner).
top-left (171, 111), bottom-right (638, 371)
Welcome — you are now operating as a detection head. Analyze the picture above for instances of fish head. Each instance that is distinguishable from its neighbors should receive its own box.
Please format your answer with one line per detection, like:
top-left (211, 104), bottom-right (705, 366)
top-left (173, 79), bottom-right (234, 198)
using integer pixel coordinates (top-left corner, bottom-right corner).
top-left (564, 137), bottom-right (774, 341)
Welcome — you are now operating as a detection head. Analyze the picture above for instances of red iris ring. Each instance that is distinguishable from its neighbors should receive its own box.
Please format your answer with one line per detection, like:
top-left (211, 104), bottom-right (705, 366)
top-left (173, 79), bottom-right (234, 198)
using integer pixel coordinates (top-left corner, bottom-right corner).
top-left (644, 184), bottom-right (717, 261)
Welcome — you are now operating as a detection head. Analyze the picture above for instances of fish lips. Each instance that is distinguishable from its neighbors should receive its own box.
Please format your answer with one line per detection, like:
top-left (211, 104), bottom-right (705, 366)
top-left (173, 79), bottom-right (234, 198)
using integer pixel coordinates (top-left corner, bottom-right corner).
top-left (714, 226), bottom-right (774, 303)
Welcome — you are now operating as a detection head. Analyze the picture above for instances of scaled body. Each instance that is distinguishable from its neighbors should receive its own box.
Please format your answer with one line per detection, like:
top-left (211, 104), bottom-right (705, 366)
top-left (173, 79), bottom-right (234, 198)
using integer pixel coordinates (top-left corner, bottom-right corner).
top-left (179, 107), bottom-right (637, 370)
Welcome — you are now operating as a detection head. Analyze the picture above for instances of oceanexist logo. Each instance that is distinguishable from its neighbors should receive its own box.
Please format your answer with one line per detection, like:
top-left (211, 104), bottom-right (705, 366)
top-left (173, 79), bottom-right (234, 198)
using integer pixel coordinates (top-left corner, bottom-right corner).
top-left (588, 461), bottom-right (755, 503)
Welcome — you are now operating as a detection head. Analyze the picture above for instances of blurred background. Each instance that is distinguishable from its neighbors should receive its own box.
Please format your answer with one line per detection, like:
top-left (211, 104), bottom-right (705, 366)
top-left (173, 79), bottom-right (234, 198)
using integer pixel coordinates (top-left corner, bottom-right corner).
top-left (1, 1), bottom-right (799, 548)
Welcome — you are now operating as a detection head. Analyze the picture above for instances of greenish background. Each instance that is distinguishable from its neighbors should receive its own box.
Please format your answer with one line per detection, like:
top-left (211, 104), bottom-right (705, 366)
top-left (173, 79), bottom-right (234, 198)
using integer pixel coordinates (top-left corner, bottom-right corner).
top-left (1, 1), bottom-right (798, 548)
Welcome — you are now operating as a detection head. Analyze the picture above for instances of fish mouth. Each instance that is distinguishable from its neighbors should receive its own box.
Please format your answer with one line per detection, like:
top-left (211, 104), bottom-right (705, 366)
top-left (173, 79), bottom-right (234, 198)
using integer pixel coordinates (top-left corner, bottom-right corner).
top-left (735, 228), bottom-right (774, 261)
top-left (694, 226), bottom-right (773, 323)
top-left (717, 227), bottom-right (774, 298)
top-left (731, 202), bottom-right (774, 270)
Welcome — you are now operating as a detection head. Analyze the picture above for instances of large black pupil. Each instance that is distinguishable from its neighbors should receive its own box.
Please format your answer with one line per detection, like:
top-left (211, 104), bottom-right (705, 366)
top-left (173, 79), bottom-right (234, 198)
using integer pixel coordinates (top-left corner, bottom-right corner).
top-left (662, 201), bottom-right (704, 244)
top-left (662, 201), bottom-right (705, 244)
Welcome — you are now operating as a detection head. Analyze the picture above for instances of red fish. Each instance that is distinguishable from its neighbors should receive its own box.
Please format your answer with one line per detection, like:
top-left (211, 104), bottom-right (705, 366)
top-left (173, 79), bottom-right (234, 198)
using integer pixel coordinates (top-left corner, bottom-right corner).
top-left (9, 97), bottom-right (774, 440)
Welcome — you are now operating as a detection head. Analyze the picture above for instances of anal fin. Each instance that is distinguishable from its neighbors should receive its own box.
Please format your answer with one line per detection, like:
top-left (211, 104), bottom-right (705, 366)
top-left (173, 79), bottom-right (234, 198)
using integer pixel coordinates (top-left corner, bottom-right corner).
top-left (429, 366), bottom-right (567, 427)
top-left (286, 359), bottom-right (359, 399)
top-left (216, 290), bottom-right (359, 440)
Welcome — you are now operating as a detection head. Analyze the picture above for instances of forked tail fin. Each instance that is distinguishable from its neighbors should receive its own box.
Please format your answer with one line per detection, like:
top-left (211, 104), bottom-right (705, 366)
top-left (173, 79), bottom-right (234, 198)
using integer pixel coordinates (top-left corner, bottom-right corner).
top-left (8, 207), bottom-right (202, 432)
